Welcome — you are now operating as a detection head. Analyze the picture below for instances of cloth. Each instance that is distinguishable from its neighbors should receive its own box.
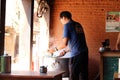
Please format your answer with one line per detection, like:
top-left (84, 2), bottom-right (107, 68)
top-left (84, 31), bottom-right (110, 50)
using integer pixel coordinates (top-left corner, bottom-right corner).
top-left (52, 50), bottom-right (72, 58)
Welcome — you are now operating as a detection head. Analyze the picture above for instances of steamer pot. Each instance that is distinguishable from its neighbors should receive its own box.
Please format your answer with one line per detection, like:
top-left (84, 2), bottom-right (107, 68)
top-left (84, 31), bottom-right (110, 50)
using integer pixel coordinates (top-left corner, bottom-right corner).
top-left (0, 54), bottom-right (11, 73)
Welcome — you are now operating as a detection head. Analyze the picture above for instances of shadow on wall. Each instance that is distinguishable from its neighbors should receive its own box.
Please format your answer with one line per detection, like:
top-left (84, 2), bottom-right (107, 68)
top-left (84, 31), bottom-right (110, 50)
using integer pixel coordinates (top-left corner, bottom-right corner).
top-left (89, 58), bottom-right (100, 80)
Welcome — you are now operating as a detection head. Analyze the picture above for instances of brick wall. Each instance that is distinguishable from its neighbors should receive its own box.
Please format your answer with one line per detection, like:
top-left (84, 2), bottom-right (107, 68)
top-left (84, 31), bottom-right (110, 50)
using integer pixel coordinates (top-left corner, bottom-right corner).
top-left (49, 0), bottom-right (120, 79)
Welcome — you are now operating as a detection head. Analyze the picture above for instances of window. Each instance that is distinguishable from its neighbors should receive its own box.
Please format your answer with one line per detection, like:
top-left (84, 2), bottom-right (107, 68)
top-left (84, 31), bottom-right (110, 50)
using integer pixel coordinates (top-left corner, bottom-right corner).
top-left (5, 0), bottom-right (32, 71)
top-left (4, 0), bottom-right (50, 71)
top-left (32, 0), bottom-right (50, 71)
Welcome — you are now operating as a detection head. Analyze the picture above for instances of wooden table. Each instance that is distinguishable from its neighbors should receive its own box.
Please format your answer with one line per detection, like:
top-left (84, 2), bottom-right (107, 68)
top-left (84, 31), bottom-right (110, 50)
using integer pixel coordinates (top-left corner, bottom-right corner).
top-left (0, 71), bottom-right (65, 80)
top-left (114, 72), bottom-right (120, 80)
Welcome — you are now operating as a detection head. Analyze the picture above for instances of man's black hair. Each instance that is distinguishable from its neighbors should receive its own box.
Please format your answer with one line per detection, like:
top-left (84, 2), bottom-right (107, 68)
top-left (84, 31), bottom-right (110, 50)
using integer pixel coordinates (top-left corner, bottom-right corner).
top-left (60, 11), bottom-right (72, 19)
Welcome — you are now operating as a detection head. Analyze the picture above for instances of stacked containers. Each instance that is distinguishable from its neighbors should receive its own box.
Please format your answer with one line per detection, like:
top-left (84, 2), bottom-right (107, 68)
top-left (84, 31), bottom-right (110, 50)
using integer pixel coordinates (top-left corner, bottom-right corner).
top-left (0, 54), bottom-right (11, 73)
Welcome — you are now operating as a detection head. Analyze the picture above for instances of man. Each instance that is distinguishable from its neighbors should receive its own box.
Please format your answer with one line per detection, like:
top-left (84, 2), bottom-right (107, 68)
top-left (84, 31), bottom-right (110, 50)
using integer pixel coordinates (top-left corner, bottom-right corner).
top-left (48, 11), bottom-right (88, 80)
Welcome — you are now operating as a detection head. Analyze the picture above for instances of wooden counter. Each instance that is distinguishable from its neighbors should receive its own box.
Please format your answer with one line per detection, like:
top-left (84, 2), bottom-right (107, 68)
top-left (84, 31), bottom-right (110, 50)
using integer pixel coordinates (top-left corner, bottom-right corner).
top-left (114, 72), bottom-right (120, 80)
top-left (100, 51), bottom-right (120, 80)
top-left (0, 71), bottom-right (65, 80)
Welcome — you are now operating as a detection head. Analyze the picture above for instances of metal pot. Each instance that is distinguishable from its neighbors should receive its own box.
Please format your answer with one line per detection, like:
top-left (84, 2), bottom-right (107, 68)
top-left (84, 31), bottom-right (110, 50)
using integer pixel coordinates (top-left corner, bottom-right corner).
top-left (0, 54), bottom-right (11, 73)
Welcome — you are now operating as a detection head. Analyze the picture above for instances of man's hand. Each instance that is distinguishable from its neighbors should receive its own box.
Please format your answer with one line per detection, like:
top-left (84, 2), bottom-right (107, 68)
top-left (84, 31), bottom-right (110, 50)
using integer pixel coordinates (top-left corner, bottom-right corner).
top-left (59, 50), bottom-right (66, 57)
top-left (47, 47), bottom-right (55, 54)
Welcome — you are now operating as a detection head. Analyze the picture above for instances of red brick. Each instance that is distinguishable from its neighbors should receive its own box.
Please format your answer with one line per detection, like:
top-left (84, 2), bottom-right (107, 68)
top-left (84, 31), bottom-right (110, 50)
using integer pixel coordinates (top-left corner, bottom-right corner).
top-left (50, 0), bottom-right (120, 79)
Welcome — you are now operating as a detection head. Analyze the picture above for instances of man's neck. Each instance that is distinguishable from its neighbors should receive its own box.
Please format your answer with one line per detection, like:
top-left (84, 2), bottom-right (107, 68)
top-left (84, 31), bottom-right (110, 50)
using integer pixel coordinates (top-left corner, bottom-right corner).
top-left (65, 19), bottom-right (71, 24)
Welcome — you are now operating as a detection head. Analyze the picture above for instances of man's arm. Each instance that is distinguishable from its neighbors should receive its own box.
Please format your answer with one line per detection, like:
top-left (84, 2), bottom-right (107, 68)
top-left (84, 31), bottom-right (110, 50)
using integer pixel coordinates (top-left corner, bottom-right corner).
top-left (57, 37), bottom-right (68, 50)
top-left (48, 37), bottom-right (69, 54)
top-left (116, 33), bottom-right (120, 50)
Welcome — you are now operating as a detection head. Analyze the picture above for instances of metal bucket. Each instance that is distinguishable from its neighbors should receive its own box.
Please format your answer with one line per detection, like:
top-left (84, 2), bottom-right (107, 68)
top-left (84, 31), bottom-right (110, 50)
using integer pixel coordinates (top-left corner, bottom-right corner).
top-left (0, 54), bottom-right (11, 73)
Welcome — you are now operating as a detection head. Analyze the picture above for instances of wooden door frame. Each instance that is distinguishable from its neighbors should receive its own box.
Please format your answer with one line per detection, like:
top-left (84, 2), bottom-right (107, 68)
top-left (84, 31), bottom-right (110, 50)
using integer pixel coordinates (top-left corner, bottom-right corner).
top-left (0, 0), bottom-right (6, 56)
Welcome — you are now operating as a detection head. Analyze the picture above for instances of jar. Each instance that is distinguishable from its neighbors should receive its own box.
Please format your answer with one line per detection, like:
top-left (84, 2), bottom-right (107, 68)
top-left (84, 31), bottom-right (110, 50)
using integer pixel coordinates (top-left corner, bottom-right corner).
top-left (40, 66), bottom-right (47, 73)
top-left (0, 54), bottom-right (11, 73)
